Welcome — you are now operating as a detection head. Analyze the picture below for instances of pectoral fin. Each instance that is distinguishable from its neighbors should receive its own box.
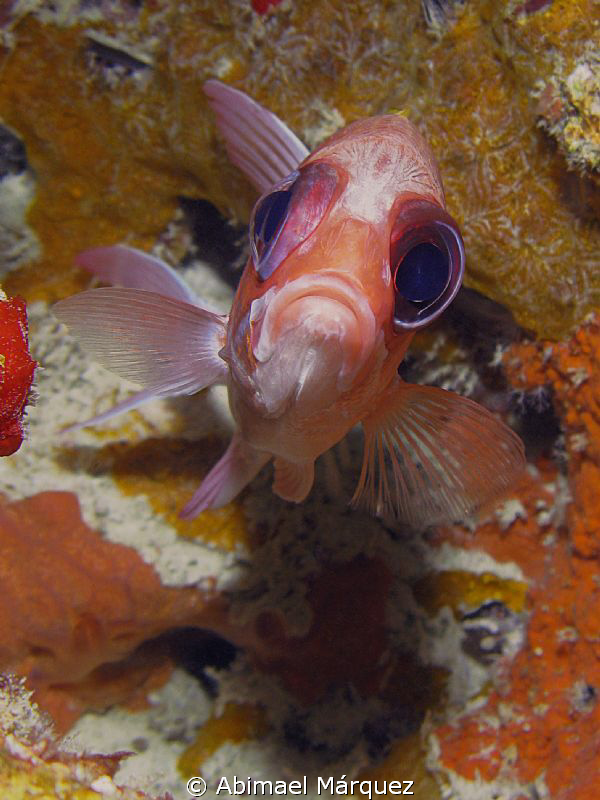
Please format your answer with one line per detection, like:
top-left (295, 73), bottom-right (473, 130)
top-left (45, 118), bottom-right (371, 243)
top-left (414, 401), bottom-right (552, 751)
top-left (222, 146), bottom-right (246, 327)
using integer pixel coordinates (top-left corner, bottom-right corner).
top-left (353, 380), bottom-right (525, 528)
top-left (273, 457), bottom-right (315, 503)
top-left (54, 288), bottom-right (228, 399)
top-left (76, 245), bottom-right (199, 305)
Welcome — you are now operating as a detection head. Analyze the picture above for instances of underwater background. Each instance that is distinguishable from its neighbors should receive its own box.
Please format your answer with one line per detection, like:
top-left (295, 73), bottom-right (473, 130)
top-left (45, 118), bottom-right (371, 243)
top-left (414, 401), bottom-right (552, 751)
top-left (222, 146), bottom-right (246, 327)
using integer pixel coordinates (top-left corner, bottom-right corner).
top-left (0, 0), bottom-right (599, 797)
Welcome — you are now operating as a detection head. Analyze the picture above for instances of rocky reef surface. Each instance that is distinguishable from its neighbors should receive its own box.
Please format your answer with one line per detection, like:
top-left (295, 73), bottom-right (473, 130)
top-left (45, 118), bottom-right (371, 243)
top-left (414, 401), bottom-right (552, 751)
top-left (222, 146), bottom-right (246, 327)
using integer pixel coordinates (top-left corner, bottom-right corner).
top-left (0, 1), bottom-right (599, 798)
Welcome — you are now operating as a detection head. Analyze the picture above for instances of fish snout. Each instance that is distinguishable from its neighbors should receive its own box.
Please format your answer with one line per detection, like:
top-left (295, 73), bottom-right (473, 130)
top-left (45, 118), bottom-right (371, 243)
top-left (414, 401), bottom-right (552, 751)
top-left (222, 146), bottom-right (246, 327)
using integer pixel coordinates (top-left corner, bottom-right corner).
top-left (255, 275), bottom-right (376, 379)
top-left (248, 274), bottom-right (379, 416)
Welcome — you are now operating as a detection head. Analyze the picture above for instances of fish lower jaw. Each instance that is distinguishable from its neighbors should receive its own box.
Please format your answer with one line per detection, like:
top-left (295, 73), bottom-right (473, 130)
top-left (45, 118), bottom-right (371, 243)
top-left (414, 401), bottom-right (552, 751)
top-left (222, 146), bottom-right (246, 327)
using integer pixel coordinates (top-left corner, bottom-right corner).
top-left (251, 318), bottom-right (349, 418)
top-left (280, 294), bottom-right (360, 351)
top-left (252, 273), bottom-right (378, 392)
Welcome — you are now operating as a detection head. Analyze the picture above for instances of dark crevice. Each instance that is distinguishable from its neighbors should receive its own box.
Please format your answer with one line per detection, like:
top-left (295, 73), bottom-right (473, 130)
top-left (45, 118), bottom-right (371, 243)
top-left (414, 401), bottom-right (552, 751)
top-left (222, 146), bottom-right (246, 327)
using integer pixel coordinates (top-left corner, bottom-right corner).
top-left (0, 125), bottom-right (27, 178)
top-left (511, 385), bottom-right (562, 460)
top-left (154, 627), bottom-right (238, 693)
top-left (179, 197), bottom-right (247, 287)
top-left (85, 36), bottom-right (151, 72)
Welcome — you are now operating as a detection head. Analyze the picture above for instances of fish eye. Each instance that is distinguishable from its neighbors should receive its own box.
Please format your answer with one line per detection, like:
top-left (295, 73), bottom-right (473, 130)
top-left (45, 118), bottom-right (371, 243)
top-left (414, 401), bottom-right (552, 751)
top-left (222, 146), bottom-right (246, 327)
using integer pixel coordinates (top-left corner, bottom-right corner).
top-left (394, 242), bottom-right (449, 303)
top-left (253, 188), bottom-right (293, 256)
top-left (250, 171), bottom-right (299, 275)
top-left (250, 163), bottom-right (338, 282)
top-left (390, 200), bottom-right (465, 331)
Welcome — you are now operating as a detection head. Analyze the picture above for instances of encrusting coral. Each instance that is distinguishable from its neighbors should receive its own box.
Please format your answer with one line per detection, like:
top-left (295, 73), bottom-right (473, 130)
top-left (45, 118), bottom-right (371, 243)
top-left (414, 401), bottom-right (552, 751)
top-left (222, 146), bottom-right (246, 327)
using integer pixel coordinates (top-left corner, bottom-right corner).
top-left (0, 675), bottom-right (170, 800)
top-left (0, 490), bottom-right (231, 732)
top-left (505, 2), bottom-right (600, 180)
top-left (505, 315), bottom-right (600, 561)
top-left (416, 316), bottom-right (600, 800)
top-left (536, 51), bottom-right (600, 176)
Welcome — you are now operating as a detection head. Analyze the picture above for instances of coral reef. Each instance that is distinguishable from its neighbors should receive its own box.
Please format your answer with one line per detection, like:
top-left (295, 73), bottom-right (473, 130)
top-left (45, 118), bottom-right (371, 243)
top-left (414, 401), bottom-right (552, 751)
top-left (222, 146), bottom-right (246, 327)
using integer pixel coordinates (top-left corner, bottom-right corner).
top-left (0, 0), bottom-right (597, 336)
top-left (506, 315), bottom-right (600, 560)
top-left (0, 289), bottom-right (35, 455)
top-left (416, 316), bottom-right (600, 800)
top-left (0, 675), bottom-right (168, 799)
top-left (3, 304), bottom-right (600, 795)
top-left (0, 0), bottom-right (599, 798)
top-left (504, 1), bottom-right (600, 182)
top-left (536, 51), bottom-right (600, 175)
top-left (0, 490), bottom-right (231, 732)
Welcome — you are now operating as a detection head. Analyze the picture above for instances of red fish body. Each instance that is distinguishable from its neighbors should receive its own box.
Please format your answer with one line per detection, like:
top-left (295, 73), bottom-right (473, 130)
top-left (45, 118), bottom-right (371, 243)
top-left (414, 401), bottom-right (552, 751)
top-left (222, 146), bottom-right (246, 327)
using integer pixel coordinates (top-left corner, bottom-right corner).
top-left (55, 82), bottom-right (524, 525)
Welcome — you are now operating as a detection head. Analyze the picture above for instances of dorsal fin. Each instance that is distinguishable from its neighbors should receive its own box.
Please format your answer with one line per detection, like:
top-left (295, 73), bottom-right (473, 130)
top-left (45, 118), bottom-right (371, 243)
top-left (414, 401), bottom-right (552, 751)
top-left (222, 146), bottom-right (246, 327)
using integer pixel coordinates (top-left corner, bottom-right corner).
top-left (204, 79), bottom-right (310, 193)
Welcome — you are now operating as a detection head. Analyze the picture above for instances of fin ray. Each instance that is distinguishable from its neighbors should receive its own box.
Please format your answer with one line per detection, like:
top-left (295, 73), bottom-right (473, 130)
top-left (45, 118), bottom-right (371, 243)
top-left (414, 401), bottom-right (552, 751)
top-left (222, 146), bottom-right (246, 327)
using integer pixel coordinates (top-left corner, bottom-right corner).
top-left (204, 79), bottom-right (309, 193)
top-left (62, 388), bottom-right (158, 432)
top-left (180, 434), bottom-right (270, 518)
top-left (353, 382), bottom-right (525, 527)
top-left (273, 457), bottom-right (315, 503)
top-left (54, 288), bottom-right (228, 397)
top-left (76, 245), bottom-right (198, 305)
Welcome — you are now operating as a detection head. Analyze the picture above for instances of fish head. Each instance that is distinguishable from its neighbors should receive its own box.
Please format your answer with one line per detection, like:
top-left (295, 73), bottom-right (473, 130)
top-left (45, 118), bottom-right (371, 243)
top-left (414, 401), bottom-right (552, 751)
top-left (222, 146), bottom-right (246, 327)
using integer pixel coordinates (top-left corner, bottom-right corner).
top-left (225, 114), bottom-right (465, 423)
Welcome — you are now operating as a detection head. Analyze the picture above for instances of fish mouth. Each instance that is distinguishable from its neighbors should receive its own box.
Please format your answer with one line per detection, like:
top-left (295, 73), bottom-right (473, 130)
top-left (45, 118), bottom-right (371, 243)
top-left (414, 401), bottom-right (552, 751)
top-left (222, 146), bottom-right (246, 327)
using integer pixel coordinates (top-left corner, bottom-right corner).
top-left (254, 274), bottom-right (377, 375)
top-left (249, 272), bottom-right (379, 415)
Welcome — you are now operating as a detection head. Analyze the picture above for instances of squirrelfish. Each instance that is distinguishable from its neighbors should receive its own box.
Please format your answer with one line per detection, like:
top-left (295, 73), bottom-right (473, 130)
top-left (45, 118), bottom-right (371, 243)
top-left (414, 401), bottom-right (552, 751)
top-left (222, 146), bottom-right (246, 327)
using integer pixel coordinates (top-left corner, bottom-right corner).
top-left (55, 80), bottom-right (524, 526)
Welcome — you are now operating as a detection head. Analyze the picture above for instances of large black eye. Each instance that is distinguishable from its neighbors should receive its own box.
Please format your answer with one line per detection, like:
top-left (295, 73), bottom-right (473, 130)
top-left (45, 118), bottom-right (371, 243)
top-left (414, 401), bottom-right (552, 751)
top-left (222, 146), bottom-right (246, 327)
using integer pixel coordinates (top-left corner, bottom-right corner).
top-left (395, 242), bottom-right (449, 303)
top-left (253, 188), bottom-right (293, 257)
top-left (391, 200), bottom-right (465, 331)
top-left (250, 171), bottom-right (298, 270)
top-left (250, 162), bottom-right (338, 281)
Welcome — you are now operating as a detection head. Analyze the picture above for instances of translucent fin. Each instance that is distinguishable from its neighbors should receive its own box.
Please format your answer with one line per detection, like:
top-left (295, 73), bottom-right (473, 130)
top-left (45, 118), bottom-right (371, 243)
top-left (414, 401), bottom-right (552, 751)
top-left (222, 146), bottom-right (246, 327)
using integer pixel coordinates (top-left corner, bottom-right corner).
top-left (61, 388), bottom-right (157, 433)
top-left (54, 288), bottom-right (228, 396)
top-left (273, 457), bottom-right (315, 503)
top-left (204, 79), bottom-right (310, 193)
top-left (353, 381), bottom-right (525, 528)
top-left (76, 245), bottom-right (198, 305)
top-left (180, 433), bottom-right (271, 518)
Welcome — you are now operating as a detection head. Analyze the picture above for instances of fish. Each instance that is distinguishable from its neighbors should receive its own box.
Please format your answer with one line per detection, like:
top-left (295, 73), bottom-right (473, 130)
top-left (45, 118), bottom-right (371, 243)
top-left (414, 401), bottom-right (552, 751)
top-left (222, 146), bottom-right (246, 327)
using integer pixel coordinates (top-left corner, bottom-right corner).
top-left (54, 80), bottom-right (525, 526)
